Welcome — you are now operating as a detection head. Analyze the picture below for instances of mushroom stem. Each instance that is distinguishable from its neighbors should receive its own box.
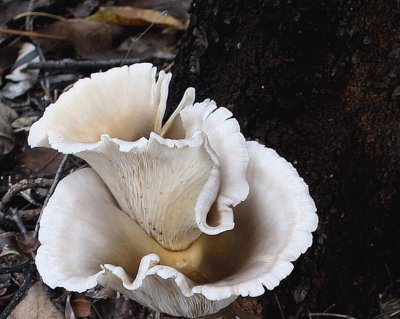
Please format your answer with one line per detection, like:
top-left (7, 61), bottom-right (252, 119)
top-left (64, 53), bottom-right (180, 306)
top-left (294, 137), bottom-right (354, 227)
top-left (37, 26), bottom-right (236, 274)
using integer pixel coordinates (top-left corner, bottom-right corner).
top-left (158, 241), bottom-right (209, 284)
top-left (127, 215), bottom-right (208, 283)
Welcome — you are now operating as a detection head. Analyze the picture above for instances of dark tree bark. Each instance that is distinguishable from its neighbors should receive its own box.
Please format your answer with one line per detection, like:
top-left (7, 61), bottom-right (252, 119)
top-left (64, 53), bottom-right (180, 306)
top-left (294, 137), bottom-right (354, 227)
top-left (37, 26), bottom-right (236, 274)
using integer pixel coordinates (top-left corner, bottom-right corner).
top-left (170, 0), bottom-right (400, 317)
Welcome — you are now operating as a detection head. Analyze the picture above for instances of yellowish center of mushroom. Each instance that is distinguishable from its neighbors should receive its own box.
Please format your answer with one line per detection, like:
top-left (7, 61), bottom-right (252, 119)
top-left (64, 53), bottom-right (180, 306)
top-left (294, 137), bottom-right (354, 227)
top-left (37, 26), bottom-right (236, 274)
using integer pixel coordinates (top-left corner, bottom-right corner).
top-left (119, 214), bottom-right (214, 284)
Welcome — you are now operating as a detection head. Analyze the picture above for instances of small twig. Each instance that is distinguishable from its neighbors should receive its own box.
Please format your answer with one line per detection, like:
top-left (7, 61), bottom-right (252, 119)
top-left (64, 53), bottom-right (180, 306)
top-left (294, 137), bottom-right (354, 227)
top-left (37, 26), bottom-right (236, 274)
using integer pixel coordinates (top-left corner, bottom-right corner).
top-left (25, 0), bottom-right (36, 31)
top-left (33, 41), bottom-right (54, 102)
top-left (274, 293), bottom-right (285, 319)
top-left (323, 304), bottom-right (337, 313)
top-left (19, 190), bottom-right (41, 207)
top-left (384, 262), bottom-right (394, 287)
top-left (8, 208), bottom-right (27, 235)
top-left (15, 11), bottom-right (65, 22)
top-left (0, 27), bottom-right (66, 40)
top-left (0, 263), bottom-right (31, 319)
top-left (309, 313), bottom-right (357, 319)
top-left (33, 155), bottom-right (69, 238)
top-left (162, 61), bottom-right (174, 73)
top-left (0, 178), bottom-right (53, 212)
top-left (0, 262), bottom-right (30, 275)
top-left (0, 208), bottom-right (27, 235)
top-left (121, 10), bottom-right (168, 66)
top-left (27, 56), bottom-right (175, 72)
top-left (92, 303), bottom-right (104, 319)
top-left (18, 208), bottom-right (41, 222)
top-left (19, 0), bottom-right (54, 103)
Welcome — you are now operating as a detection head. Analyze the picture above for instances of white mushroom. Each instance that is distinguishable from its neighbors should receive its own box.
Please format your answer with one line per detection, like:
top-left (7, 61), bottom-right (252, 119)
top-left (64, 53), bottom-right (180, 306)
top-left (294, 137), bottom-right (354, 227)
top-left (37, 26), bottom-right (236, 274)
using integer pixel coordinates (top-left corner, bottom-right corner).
top-left (29, 64), bottom-right (318, 318)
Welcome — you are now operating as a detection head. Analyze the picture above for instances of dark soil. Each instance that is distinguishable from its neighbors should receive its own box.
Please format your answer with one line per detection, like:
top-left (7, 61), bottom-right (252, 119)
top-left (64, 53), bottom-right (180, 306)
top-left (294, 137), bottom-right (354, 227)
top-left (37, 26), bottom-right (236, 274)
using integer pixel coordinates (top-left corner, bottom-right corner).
top-left (170, 0), bottom-right (400, 317)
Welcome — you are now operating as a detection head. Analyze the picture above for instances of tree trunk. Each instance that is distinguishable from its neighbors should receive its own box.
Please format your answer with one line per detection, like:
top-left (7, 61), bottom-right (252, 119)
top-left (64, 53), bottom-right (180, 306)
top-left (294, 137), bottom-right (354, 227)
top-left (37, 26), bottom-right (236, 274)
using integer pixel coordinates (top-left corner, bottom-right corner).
top-left (170, 0), bottom-right (400, 317)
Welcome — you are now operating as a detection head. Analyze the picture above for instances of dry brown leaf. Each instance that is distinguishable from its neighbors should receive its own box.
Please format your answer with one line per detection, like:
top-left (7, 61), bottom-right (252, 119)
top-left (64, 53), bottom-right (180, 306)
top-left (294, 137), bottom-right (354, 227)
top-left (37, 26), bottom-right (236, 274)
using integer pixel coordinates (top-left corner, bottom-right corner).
top-left (0, 118), bottom-right (15, 157)
top-left (11, 115), bottom-right (39, 129)
top-left (88, 6), bottom-right (185, 30)
top-left (71, 297), bottom-right (92, 317)
top-left (3, 42), bottom-right (40, 100)
top-left (0, 102), bottom-right (17, 158)
top-left (16, 148), bottom-right (64, 176)
top-left (0, 232), bottom-right (39, 255)
top-left (0, 232), bottom-right (20, 257)
top-left (15, 233), bottom-right (39, 254)
top-left (39, 19), bottom-right (127, 59)
top-left (0, 102), bottom-right (18, 122)
top-left (9, 281), bottom-right (64, 319)
top-left (117, 0), bottom-right (190, 22)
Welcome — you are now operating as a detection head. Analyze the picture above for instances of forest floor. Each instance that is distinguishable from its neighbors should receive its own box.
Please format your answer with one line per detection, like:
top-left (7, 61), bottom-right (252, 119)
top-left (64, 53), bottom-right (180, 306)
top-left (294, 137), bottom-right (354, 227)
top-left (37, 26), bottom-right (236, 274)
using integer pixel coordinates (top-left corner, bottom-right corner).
top-left (1, 0), bottom-right (399, 319)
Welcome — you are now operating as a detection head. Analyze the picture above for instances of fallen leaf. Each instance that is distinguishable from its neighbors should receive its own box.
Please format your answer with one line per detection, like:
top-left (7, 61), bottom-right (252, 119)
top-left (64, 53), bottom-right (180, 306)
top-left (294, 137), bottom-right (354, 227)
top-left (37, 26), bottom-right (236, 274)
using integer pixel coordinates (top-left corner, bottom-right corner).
top-left (0, 119), bottom-right (15, 157)
top-left (71, 295), bottom-right (92, 317)
top-left (3, 43), bottom-right (39, 100)
top-left (15, 233), bottom-right (39, 254)
top-left (39, 19), bottom-right (127, 59)
top-left (88, 6), bottom-right (185, 30)
top-left (16, 148), bottom-right (64, 176)
top-left (0, 103), bottom-right (17, 158)
top-left (0, 232), bottom-right (20, 257)
top-left (9, 281), bottom-right (64, 319)
top-left (11, 115), bottom-right (39, 129)
top-left (118, 0), bottom-right (190, 22)
top-left (0, 232), bottom-right (39, 255)
top-left (72, 0), bottom-right (100, 18)
top-left (0, 102), bottom-right (18, 122)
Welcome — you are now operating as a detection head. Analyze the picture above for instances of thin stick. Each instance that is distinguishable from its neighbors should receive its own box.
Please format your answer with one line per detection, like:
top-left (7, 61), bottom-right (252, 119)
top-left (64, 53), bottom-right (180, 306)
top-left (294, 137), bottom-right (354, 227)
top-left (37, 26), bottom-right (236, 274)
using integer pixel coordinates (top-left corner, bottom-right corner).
top-left (27, 56), bottom-right (174, 71)
top-left (0, 263), bottom-right (31, 319)
top-left (274, 293), bottom-right (285, 319)
top-left (20, 0), bottom-right (54, 103)
top-left (18, 208), bottom-right (41, 222)
top-left (390, 309), bottom-right (400, 317)
top-left (15, 11), bottom-right (65, 21)
top-left (0, 178), bottom-right (53, 211)
top-left (0, 28), bottom-right (66, 40)
top-left (0, 262), bottom-right (30, 275)
top-left (92, 304), bottom-right (104, 319)
top-left (309, 313), bottom-right (357, 319)
top-left (25, 0), bottom-right (36, 31)
top-left (120, 10), bottom-right (167, 66)
top-left (9, 208), bottom-right (27, 235)
top-left (33, 154), bottom-right (69, 238)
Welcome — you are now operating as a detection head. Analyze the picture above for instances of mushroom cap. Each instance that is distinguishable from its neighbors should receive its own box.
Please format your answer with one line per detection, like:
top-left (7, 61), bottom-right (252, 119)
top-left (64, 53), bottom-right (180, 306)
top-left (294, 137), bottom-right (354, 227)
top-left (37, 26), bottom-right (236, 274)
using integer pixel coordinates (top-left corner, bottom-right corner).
top-left (28, 64), bottom-right (250, 249)
top-left (36, 142), bottom-right (317, 317)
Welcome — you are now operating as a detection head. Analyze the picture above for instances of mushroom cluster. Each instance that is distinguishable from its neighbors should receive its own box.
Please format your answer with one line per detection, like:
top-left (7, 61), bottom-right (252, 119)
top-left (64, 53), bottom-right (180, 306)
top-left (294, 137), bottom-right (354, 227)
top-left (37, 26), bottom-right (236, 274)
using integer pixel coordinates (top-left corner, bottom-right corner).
top-left (29, 63), bottom-right (318, 318)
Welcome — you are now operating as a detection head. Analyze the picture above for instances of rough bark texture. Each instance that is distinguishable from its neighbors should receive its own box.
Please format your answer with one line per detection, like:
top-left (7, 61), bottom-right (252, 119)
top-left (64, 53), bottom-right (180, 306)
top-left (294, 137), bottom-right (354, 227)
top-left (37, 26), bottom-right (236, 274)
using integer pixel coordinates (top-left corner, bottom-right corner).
top-left (170, 0), bottom-right (400, 317)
